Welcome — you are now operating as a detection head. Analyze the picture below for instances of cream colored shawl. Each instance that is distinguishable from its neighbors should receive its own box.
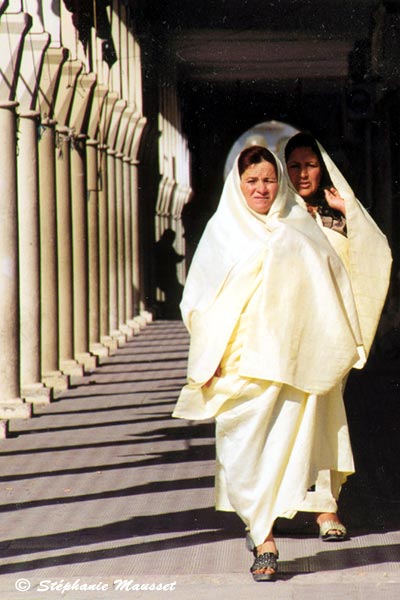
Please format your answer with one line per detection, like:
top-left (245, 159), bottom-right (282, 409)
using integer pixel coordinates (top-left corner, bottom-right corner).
top-left (283, 139), bottom-right (392, 357)
top-left (178, 151), bottom-right (367, 402)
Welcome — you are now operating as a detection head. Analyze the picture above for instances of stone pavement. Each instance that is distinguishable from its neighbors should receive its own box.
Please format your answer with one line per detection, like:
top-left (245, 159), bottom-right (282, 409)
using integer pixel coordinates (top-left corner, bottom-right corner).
top-left (0, 320), bottom-right (399, 600)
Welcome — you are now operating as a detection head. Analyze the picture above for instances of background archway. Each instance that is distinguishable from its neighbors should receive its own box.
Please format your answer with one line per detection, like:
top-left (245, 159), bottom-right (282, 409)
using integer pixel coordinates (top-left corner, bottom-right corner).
top-left (224, 120), bottom-right (299, 179)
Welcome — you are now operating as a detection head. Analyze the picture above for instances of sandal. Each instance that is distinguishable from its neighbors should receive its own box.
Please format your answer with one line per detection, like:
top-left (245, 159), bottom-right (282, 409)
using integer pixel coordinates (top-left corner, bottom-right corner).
top-left (250, 551), bottom-right (279, 582)
top-left (319, 520), bottom-right (347, 542)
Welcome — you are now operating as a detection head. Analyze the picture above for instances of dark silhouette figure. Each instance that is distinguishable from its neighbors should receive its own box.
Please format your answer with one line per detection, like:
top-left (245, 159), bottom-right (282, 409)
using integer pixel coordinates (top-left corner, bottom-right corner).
top-left (154, 229), bottom-right (185, 319)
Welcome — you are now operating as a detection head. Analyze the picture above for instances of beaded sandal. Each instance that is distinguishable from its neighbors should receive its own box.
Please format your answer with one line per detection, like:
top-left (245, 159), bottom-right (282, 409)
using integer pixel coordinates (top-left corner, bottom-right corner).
top-left (319, 520), bottom-right (347, 541)
top-left (250, 551), bottom-right (279, 582)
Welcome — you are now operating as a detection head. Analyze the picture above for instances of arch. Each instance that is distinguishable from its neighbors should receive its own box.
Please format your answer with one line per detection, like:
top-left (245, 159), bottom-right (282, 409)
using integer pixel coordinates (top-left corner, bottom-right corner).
top-left (224, 120), bottom-right (299, 179)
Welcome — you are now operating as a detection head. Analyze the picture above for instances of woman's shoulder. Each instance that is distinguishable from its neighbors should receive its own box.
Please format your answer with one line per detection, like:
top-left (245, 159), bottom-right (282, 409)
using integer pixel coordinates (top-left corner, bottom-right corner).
top-left (272, 204), bottom-right (343, 258)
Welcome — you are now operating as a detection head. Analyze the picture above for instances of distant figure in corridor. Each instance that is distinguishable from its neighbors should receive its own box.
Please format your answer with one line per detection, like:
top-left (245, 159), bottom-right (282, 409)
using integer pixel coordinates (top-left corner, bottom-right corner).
top-left (154, 228), bottom-right (184, 319)
top-left (173, 144), bottom-right (391, 582)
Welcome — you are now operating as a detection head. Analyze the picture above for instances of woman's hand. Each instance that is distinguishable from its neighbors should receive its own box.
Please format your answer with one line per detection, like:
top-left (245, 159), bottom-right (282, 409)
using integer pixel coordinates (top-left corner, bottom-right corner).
top-left (204, 364), bottom-right (222, 388)
top-left (324, 187), bottom-right (346, 215)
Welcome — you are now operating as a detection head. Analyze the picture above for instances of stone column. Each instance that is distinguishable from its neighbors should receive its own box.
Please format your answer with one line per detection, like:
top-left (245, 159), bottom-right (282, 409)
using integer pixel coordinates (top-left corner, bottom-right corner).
top-left (130, 116), bottom-right (149, 323)
top-left (130, 159), bottom-right (141, 317)
top-left (115, 152), bottom-right (130, 336)
top-left (87, 139), bottom-right (108, 357)
top-left (70, 135), bottom-right (97, 371)
top-left (98, 145), bottom-right (117, 352)
top-left (39, 119), bottom-right (69, 393)
top-left (107, 149), bottom-right (126, 345)
top-left (123, 157), bottom-right (134, 324)
top-left (55, 128), bottom-right (84, 377)
top-left (18, 111), bottom-right (51, 405)
top-left (0, 102), bottom-right (31, 430)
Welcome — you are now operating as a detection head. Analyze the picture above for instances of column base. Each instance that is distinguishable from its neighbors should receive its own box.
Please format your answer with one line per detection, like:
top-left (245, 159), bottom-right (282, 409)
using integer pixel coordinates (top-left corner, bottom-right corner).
top-left (100, 335), bottom-right (118, 353)
top-left (130, 315), bottom-right (146, 329)
top-left (110, 329), bottom-right (128, 347)
top-left (0, 399), bottom-right (32, 419)
top-left (0, 420), bottom-right (9, 439)
top-left (60, 359), bottom-right (85, 377)
top-left (22, 383), bottom-right (52, 405)
top-left (90, 343), bottom-right (110, 358)
top-left (75, 352), bottom-right (98, 372)
top-left (126, 319), bottom-right (142, 335)
top-left (119, 323), bottom-right (135, 338)
top-left (42, 370), bottom-right (70, 392)
top-left (141, 310), bottom-right (153, 324)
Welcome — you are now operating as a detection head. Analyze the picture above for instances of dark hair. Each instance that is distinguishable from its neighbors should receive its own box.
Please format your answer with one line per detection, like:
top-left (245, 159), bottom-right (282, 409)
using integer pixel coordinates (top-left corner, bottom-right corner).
top-left (284, 132), bottom-right (332, 191)
top-left (238, 145), bottom-right (278, 177)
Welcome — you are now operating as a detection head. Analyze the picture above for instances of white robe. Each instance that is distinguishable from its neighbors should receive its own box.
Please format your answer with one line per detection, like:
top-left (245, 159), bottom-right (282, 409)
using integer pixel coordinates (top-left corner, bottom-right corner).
top-left (173, 148), bottom-right (391, 546)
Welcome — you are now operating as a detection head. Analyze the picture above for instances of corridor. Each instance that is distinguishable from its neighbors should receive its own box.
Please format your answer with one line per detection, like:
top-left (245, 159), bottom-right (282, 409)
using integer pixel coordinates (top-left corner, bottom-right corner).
top-left (0, 320), bottom-right (398, 599)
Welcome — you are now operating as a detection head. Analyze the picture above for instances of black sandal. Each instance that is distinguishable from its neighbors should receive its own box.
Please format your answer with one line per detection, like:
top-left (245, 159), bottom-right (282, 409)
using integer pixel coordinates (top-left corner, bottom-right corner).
top-left (250, 551), bottom-right (279, 582)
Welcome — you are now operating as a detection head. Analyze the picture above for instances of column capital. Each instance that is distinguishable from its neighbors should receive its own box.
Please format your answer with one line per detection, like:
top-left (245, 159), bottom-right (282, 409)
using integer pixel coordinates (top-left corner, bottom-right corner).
top-left (0, 100), bottom-right (19, 110)
top-left (70, 134), bottom-right (87, 151)
top-left (41, 117), bottom-right (57, 128)
top-left (18, 110), bottom-right (40, 120)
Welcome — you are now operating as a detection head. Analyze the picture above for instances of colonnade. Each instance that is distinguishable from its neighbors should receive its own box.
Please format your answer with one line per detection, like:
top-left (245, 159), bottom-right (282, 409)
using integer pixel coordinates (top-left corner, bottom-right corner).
top-left (0, 1), bottom-right (193, 437)
top-left (155, 79), bottom-right (192, 297)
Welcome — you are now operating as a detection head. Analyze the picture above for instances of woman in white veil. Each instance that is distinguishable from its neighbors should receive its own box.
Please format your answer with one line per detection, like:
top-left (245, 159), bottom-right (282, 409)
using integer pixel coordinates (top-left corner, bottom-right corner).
top-left (173, 145), bottom-right (386, 581)
top-left (282, 131), bottom-right (392, 541)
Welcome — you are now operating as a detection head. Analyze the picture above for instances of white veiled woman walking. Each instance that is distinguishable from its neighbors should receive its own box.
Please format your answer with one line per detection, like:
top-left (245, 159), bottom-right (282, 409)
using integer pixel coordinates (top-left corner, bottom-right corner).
top-left (173, 145), bottom-right (391, 582)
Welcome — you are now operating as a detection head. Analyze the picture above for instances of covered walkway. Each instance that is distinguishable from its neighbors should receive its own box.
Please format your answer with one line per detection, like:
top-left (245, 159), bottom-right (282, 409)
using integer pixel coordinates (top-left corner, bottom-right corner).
top-left (0, 321), bottom-right (398, 599)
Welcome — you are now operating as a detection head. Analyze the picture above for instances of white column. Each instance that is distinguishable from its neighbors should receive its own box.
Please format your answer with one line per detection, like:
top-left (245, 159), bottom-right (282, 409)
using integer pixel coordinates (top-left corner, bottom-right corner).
top-left (98, 145), bottom-right (117, 352)
top-left (39, 119), bottom-right (69, 392)
top-left (87, 139), bottom-right (109, 357)
top-left (130, 116), bottom-right (148, 320)
top-left (18, 110), bottom-right (51, 404)
top-left (104, 98), bottom-right (127, 344)
top-left (106, 149), bottom-right (125, 344)
top-left (0, 102), bottom-right (31, 427)
top-left (115, 152), bottom-right (130, 335)
top-left (55, 128), bottom-right (84, 377)
top-left (70, 135), bottom-right (97, 371)
top-left (123, 156), bottom-right (135, 329)
top-left (130, 160), bottom-right (141, 318)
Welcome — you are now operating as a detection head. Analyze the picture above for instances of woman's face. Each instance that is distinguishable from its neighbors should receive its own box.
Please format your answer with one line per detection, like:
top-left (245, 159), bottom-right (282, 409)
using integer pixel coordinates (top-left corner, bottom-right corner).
top-left (286, 146), bottom-right (322, 200)
top-left (240, 160), bottom-right (279, 214)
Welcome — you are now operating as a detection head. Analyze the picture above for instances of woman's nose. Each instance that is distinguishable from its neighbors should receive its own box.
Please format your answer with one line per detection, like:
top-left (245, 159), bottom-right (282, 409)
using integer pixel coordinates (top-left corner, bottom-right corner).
top-left (300, 166), bottom-right (308, 178)
top-left (256, 181), bottom-right (268, 194)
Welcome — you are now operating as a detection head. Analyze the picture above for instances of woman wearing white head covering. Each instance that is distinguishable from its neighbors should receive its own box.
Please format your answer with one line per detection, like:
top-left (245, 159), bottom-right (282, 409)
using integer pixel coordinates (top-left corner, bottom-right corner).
top-left (173, 145), bottom-right (377, 581)
top-left (284, 132), bottom-right (392, 357)
top-left (283, 132), bottom-right (392, 545)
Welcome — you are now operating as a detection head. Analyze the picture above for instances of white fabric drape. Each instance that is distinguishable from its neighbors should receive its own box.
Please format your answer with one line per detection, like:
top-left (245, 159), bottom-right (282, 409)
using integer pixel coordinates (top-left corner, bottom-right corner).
top-left (172, 147), bottom-right (391, 546)
top-left (174, 151), bottom-right (366, 420)
top-left (283, 139), bottom-right (392, 357)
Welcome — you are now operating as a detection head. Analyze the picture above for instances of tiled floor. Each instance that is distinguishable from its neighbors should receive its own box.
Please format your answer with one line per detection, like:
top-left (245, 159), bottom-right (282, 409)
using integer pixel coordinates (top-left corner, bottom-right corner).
top-left (0, 321), bottom-right (398, 599)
